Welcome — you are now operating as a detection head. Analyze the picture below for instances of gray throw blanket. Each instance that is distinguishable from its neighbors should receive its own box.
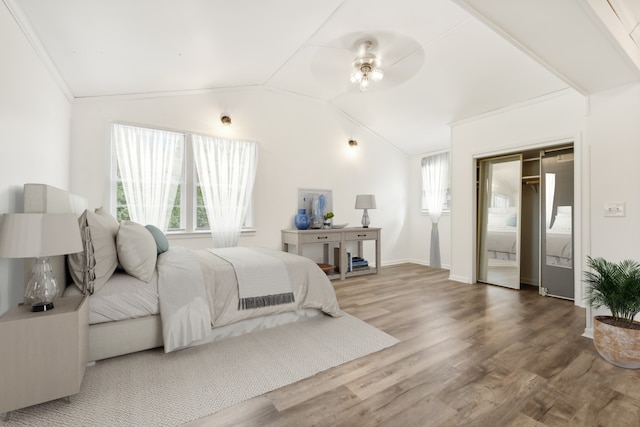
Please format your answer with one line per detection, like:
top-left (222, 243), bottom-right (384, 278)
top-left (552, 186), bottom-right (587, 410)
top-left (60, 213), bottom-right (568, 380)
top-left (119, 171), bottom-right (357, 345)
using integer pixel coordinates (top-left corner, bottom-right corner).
top-left (208, 247), bottom-right (295, 310)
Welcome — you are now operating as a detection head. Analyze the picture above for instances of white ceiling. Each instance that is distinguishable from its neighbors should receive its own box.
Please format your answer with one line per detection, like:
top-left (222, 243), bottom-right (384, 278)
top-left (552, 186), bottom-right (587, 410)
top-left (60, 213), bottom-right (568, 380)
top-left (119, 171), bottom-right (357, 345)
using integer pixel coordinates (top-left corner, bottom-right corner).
top-left (7, 0), bottom-right (640, 156)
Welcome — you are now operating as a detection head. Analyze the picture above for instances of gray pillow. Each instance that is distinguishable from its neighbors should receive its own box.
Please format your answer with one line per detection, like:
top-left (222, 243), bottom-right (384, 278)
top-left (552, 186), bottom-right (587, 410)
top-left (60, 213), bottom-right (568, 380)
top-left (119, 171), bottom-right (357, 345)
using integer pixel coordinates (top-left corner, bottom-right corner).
top-left (117, 221), bottom-right (157, 282)
top-left (68, 209), bottom-right (119, 294)
top-left (145, 224), bottom-right (169, 254)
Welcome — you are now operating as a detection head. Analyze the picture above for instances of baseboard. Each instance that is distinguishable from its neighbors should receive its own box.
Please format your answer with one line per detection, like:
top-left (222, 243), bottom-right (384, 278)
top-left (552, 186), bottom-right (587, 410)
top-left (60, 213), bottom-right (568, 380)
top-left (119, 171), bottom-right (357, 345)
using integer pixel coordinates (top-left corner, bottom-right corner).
top-left (404, 258), bottom-right (451, 270)
top-left (448, 274), bottom-right (473, 284)
top-left (380, 259), bottom-right (410, 267)
top-left (582, 327), bottom-right (593, 339)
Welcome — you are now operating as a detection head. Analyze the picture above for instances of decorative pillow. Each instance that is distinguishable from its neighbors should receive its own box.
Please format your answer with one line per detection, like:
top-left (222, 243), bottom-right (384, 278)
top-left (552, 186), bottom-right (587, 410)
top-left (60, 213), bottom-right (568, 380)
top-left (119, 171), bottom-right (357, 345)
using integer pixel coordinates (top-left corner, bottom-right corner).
top-left (68, 209), bottom-right (119, 294)
top-left (145, 224), bottom-right (169, 254)
top-left (116, 221), bottom-right (157, 282)
top-left (95, 206), bottom-right (119, 235)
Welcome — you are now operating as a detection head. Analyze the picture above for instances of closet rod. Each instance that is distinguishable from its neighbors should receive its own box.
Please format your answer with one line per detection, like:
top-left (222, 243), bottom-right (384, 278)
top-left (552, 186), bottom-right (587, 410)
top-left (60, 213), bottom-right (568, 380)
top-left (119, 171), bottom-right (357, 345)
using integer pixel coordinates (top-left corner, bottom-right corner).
top-left (541, 145), bottom-right (573, 155)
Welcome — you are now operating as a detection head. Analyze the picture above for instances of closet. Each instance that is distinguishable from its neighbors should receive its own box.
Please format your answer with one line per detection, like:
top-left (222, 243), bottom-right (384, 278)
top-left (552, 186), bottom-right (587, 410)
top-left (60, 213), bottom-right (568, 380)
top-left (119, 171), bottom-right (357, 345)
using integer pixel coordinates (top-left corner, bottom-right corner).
top-left (476, 144), bottom-right (574, 299)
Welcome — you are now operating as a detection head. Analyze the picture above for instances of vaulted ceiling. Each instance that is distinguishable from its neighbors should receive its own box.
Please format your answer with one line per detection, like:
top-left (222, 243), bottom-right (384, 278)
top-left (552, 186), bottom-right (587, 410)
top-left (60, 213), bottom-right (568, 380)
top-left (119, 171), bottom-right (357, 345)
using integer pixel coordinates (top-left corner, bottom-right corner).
top-left (7, 0), bottom-right (640, 155)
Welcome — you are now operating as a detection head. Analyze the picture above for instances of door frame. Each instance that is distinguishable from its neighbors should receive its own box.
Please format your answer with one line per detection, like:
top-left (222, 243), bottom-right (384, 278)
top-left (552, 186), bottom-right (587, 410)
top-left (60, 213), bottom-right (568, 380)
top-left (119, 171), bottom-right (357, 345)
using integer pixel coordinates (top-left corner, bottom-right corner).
top-left (470, 135), bottom-right (584, 307)
top-left (476, 154), bottom-right (523, 289)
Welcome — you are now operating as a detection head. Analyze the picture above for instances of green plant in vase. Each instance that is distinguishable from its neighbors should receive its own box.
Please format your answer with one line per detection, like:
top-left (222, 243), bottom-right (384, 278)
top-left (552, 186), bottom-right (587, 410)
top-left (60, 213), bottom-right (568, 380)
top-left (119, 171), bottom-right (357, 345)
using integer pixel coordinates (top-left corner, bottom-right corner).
top-left (323, 212), bottom-right (334, 229)
top-left (585, 256), bottom-right (640, 368)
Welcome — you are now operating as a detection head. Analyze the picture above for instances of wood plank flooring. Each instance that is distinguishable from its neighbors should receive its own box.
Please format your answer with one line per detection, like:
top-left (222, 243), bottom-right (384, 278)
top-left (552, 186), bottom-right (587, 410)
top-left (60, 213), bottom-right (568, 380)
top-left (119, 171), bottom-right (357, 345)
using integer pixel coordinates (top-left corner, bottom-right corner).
top-left (188, 263), bottom-right (640, 427)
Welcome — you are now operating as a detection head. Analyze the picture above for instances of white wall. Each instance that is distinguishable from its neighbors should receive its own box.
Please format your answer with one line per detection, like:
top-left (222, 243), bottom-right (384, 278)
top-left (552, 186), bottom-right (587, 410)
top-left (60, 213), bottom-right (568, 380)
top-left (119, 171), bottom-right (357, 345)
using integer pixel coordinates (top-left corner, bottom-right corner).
top-left (587, 83), bottom-right (640, 260)
top-left (584, 82), bottom-right (640, 333)
top-left (0, 3), bottom-right (72, 316)
top-left (70, 88), bottom-right (410, 266)
top-left (448, 90), bottom-right (587, 299)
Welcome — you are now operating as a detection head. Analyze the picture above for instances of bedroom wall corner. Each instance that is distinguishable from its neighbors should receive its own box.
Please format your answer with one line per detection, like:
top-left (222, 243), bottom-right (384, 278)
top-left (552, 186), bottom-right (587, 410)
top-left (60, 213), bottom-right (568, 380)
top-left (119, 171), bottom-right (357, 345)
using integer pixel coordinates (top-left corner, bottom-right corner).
top-left (0, 3), bottom-right (72, 316)
top-left (69, 87), bottom-right (411, 267)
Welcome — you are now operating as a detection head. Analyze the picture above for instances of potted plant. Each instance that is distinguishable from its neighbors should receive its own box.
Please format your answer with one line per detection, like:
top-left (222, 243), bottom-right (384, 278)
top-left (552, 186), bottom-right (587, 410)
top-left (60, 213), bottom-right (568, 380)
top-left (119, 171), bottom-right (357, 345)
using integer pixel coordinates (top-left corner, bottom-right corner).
top-left (323, 212), bottom-right (334, 229)
top-left (585, 256), bottom-right (640, 368)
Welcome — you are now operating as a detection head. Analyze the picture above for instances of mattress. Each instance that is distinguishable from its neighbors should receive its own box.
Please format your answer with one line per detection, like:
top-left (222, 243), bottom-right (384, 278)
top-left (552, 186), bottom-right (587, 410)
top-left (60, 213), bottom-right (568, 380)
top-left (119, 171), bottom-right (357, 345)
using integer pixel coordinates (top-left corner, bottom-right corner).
top-left (64, 271), bottom-right (159, 324)
top-left (485, 226), bottom-right (517, 256)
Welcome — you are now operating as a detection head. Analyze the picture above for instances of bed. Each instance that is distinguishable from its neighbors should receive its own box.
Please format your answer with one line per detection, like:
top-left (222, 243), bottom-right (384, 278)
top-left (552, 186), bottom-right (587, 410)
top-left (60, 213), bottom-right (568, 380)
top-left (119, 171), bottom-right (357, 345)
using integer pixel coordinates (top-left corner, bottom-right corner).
top-left (23, 183), bottom-right (341, 361)
top-left (484, 207), bottom-right (518, 261)
top-left (545, 206), bottom-right (572, 268)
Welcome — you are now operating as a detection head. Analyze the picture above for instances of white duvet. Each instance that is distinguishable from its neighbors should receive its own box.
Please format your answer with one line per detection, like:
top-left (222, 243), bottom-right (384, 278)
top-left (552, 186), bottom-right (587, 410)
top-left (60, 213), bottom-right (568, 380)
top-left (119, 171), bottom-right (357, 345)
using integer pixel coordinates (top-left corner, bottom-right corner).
top-left (157, 246), bottom-right (341, 352)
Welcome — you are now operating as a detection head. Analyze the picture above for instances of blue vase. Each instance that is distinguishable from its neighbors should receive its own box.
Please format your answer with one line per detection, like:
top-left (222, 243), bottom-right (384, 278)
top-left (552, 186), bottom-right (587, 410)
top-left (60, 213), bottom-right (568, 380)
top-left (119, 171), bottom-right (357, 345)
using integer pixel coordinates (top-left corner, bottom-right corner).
top-left (294, 208), bottom-right (310, 230)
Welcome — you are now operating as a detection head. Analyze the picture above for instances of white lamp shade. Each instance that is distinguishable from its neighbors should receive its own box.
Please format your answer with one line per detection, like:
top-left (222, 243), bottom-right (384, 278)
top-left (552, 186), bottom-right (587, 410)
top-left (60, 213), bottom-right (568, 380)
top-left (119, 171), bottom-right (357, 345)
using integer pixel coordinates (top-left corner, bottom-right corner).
top-left (0, 213), bottom-right (82, 258)
top-left (355, 194), bottom-right (377, 210)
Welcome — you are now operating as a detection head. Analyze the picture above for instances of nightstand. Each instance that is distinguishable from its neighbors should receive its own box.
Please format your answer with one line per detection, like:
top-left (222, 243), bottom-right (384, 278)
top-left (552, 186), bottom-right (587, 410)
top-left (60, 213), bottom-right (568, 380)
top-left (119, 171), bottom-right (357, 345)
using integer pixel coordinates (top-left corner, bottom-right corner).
top-left (0, 295), bottom-right (89, 418)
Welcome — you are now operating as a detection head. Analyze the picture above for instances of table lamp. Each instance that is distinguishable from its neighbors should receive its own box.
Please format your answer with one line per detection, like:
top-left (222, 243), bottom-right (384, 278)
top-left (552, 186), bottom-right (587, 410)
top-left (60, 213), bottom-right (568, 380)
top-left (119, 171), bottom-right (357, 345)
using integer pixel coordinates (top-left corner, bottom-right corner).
top-left (0, 213), bottom-right (82, 312)
top-left (355, 194), bottom-right (376, 228)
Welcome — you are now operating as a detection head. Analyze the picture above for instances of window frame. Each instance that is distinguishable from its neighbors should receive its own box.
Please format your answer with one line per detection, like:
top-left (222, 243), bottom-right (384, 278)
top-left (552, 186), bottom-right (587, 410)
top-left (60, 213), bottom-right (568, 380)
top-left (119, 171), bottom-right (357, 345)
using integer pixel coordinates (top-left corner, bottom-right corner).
top-left (110, 123), bottom-right (255, 235)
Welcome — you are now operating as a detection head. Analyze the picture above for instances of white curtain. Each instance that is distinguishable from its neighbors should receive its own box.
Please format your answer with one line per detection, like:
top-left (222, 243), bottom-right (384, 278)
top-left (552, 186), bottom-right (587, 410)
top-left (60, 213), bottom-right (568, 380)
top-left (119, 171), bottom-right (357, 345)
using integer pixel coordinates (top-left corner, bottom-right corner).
top-left (113, 124), bottom-right (185, 229)
top-left (192, 135), bottom-right (258, 248)
top-left (421, 152), bottom-right (450, 268)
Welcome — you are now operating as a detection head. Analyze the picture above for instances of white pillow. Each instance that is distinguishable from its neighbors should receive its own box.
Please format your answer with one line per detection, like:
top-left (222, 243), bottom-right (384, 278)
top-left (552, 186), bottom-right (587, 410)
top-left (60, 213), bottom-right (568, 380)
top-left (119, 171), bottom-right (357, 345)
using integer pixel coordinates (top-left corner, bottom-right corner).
top-left (488, 213), bottom-right (513, 228)
top-left (68, 209), bottom-right (119, 294)
top-left (95, 206), bottom-right (119, 235)
top-left (116, 221), bottom-right (157, 282)
top-left (551, 214), bottom-right (572, 231)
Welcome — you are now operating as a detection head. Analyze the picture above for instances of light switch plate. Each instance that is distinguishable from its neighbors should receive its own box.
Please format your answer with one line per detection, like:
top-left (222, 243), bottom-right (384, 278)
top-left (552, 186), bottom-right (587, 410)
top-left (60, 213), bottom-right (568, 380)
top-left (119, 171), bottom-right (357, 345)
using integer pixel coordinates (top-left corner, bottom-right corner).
top-left (604, 202), bottom-right (625, 217)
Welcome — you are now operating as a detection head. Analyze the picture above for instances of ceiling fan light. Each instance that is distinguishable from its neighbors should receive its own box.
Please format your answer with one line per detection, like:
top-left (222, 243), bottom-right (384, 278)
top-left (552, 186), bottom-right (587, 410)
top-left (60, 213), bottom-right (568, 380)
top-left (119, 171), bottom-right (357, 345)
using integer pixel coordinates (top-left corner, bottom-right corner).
top-left (370, 68), bottom-right (384, 82)
top-left (350, 69), bottom-right (363, 83)
top-left (350, 40), bottom-right (383, 91)
top-left (359, 77), bottom-right (370, 91)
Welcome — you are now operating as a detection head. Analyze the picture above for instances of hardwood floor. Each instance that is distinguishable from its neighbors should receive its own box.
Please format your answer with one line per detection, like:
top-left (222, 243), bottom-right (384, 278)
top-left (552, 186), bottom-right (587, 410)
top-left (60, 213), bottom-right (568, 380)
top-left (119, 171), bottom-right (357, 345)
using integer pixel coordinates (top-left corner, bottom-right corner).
top-left (189, 264), bottom-right (640, 427)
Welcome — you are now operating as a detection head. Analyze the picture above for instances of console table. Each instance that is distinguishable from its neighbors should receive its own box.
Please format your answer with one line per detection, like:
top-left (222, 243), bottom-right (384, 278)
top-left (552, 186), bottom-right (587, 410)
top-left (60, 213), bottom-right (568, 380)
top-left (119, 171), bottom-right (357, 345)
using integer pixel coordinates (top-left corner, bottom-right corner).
top-left (282, 227), bottom-right (381, 280)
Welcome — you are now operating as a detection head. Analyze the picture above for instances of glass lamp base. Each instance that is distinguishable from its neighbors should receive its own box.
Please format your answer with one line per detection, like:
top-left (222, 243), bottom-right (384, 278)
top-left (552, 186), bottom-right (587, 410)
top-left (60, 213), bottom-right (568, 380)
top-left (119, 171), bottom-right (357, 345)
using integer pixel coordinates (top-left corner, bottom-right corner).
top-left (31, 302), bottom-right (54, 312)
top-left (360, 208), bottom-right (370, 228)
top-left (25, 256), bottom-right (58, 312)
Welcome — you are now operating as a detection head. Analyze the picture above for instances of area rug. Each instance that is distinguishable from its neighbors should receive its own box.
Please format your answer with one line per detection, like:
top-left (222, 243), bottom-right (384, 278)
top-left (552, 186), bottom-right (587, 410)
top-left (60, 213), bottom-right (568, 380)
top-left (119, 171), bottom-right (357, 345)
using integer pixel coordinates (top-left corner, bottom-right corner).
top-left (5, 313), bottom-right (398, 426)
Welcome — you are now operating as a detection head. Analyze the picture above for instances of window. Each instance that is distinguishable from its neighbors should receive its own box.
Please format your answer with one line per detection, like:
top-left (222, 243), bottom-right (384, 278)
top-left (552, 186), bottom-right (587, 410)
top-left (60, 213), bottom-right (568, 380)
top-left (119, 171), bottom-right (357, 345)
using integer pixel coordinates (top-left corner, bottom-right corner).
top-left (421, 151), bottom-right (451, 213)
top-left (111, 123), bottom-right (254, 234)
top-left (192, 134), bottom-right (258, 247)
top-left (112, 123), bottom-right (185, 230)
top-left (114, 165), bottom-right (184, 230)
top-left (492, 192), bottom-right (509, 209)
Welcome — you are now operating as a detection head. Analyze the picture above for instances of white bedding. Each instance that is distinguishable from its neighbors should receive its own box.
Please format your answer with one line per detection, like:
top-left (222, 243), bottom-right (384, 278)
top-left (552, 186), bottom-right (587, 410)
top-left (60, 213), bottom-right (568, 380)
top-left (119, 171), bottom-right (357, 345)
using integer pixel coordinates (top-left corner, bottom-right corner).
top-left (546, 226), bottom-right (572, 267)
top-left (485, 226), bottom-right (517, 255)
top-left (545, 208), bottom-right (572, 267)
top-left (69, 245), bottom-right (342, 353)
top-left (193, 247), bottom-right (341, 329)
top-left (162, 246), bottom-right (341, 352)
top-left (64, 271), bottom-right (159, 324)
top-left (485, 208), bottom-right (518, 259)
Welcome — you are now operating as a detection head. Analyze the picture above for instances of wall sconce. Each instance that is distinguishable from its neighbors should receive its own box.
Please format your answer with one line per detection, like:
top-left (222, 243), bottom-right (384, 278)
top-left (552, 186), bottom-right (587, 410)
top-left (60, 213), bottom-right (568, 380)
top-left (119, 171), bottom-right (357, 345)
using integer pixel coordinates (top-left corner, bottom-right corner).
top-left (348, 139), bottom-right (358, 148)
top-left (220, 115), bottom-right (232, 126)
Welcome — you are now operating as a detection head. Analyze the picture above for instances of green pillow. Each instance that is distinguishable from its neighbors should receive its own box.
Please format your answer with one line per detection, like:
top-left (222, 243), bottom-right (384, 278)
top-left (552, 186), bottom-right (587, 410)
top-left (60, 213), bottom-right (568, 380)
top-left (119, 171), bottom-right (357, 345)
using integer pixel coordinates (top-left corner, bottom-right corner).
top-left (145, 224), bottom-right (169, 254)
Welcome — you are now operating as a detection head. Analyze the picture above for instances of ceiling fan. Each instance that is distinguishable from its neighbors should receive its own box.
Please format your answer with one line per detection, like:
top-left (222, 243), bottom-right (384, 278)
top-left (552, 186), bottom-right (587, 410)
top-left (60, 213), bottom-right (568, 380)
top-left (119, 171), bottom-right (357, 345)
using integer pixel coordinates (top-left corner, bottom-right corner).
top-left (349, 40), bottom-right (384, 91)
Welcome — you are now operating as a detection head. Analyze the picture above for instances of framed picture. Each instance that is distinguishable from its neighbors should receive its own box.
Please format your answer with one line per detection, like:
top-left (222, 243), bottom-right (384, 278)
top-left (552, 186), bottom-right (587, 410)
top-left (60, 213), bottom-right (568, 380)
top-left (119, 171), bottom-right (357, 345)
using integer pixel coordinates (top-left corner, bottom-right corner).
top-left (298, 188), bottom-right (333, 228)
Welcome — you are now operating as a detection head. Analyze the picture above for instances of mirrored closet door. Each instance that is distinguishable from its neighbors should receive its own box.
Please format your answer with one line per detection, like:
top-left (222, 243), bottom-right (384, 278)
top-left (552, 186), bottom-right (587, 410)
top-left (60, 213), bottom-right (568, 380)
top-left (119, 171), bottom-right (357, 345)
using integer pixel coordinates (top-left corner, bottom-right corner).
top-left (540, 148), bottom-right (574, 299)
top-left (477, 154), bottom-right (523, 289)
